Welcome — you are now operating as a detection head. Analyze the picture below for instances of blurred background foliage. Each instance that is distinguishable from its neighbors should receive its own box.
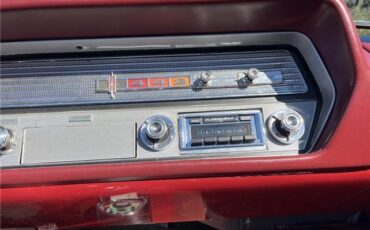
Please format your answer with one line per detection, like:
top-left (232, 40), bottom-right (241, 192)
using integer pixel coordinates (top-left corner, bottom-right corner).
top-left (345, 0), bottom-right (370, 36)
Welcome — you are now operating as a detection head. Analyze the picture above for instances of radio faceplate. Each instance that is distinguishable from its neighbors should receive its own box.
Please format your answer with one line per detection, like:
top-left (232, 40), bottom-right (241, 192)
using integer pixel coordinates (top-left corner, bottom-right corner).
top-left (178, 110), bottom-right (266, 153)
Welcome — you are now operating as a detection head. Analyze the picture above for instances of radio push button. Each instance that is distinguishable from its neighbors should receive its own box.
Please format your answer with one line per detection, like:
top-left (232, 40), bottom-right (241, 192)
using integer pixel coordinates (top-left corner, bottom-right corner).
top-left (244, 135), bottom-right (256, 143)
top-left (217, 136), bottom-right (230, 144)
top-left (231, 136), bottom-right (244, 144)
top-left (204, 137), bottom-right (217, 145)
top-left (191, 139), bottom-right (203, 146)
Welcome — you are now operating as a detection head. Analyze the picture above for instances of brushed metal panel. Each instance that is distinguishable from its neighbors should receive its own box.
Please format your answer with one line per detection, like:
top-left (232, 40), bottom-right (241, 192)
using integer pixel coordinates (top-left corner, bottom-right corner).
top-left (21, 123), bottom-right (135, 164)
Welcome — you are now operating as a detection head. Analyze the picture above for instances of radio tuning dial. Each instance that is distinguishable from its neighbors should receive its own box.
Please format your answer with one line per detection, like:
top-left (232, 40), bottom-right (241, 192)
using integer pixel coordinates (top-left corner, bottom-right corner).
top-left (280, 112), bottom-right (303, 134)
top-left (139, 116), bottom-right (175, 151)
top-left (268, 109), bottom-right (305, 144)
top-left (0, 126), bottom-right (15, 153)
top-left (145, 119), bottom-right (168, 140)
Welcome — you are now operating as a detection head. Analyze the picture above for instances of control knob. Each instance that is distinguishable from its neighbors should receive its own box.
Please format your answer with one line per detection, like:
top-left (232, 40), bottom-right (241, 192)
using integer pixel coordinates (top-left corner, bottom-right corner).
top-left (145, 119), bottom-right (168, 140)
top-left (0, 126), bottom-right (15, 153)
top-left (198, 72), bottom-right (213, 86)
top-left (246, 68), bottom-right (260, 82)
top-left (139, 116), bottom-right (175, 151)
top-left (237, 68), bottom-right (260, 86)
top-left (267, 109), bottom-right (305, 144)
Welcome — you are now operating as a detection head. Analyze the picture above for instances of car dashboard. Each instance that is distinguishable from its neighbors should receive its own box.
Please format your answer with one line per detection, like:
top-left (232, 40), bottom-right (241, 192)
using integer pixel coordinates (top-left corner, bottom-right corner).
top-left (1, 0), bottom-right (370, 229)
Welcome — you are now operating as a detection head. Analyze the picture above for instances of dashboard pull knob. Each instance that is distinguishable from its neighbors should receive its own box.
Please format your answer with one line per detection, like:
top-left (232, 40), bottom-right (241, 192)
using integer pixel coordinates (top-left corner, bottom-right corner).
top-left (267, 109), bottom-right (305, 144)
top-left (0, 126), bottom-right (15, 153)
top-left (236, 68), bottom-right (260, 87)
top-left (246, 68), bottom-right (260, 82)
top-left (199, 72), bottom-right (213, 85)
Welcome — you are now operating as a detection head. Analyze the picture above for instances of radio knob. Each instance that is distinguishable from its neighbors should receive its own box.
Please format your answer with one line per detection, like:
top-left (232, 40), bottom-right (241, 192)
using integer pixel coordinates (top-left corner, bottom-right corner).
top-left (146, 119), bottom-right (168, 140)
top-left (267, 109), bottom-right (305, 144)
top-left (280, 112), bottom-right (303, 135)
top-left (139, 116), bottom-right (175, 151)
top-left (199, 72), bottom-right (213, 85)
top-left (0, 126), bottom-right (15, 153)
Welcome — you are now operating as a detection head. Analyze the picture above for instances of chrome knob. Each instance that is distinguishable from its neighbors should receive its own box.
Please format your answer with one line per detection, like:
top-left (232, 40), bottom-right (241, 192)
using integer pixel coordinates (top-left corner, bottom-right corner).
top-left (97, 198), bottom-right (148, 217)
top-left (280, 112), bottom-right (303, 135)
top-left (0, 126), bottom-right (15, 153)
top-left (199, 72), bottom-right (213, 85)
top-left (145, 119), bottom-right (168, 140)
top-left (236, 68), bottom-right (260, 86)
top-left (139, 116), bottom-right (175, 151)
top-left (246, 68), bottom-right (260, 82)
top-left (267, 109), bottom-right (305, 144)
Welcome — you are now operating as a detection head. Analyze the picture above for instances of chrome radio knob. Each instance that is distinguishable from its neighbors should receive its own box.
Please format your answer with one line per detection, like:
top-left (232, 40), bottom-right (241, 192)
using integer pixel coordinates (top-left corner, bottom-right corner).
top-left (145, 119), bottom-right (168, 140)
top-left (280, 112), bottom-right (303, 135)
top-left (0, 126), bottom-right (15, 153)
top-left (139, 116), bottom-right (175, 151)
top-left (267, 109), bottom-right (305, 144)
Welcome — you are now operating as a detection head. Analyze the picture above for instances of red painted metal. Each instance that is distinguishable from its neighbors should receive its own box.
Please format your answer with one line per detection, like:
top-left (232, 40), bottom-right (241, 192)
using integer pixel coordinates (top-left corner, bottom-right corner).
top-left (1, 0), bottom-right (369, 187)
top-left (363, 42), bottom-right (370, 53)
top-left (1, 0), bottom-right (370, 228)
top-left (2, 170), bottom-right (370, 228)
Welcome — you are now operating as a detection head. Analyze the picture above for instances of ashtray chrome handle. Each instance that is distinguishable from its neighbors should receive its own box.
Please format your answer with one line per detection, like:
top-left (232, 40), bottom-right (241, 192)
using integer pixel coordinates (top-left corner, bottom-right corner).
top-left (97, 198), bottom-right (147, 216)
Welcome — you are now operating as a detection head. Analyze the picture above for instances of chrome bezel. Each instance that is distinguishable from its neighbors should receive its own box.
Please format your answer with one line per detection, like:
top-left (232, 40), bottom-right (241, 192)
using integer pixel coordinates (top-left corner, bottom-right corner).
top-left (178, 110), bottom-right (266, 154)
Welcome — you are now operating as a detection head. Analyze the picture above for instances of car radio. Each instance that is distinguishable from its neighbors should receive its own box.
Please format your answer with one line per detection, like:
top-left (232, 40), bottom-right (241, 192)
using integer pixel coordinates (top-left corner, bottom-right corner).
top-left (178, 110), bottom-right (266, 153)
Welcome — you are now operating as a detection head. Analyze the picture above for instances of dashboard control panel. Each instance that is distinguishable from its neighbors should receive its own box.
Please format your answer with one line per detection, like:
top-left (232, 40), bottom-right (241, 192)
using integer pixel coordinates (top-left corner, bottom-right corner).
top-left (0, 32), bottom-right (335, 168)
top-left (0, 100), bottom-right (316, 168)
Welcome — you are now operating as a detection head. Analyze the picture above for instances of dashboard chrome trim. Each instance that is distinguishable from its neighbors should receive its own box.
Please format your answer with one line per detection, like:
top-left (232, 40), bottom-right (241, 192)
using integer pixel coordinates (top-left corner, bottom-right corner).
top-left (178, 110), bottom-right (266, 154)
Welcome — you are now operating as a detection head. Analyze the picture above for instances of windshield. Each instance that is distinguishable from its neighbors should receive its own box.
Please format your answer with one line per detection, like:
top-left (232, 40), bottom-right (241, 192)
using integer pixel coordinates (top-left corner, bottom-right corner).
top-left (346, 0), bottom-right (370, 38)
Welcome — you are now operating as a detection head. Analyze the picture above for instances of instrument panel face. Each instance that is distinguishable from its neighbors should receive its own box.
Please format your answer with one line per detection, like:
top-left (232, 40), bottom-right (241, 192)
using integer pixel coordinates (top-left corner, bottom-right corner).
top-left (0, 50), bottom-right (307, 108)
top-left (0, 32), bottom-right (335, 168)
top-left (0, 100), bottom-right (316, 168)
